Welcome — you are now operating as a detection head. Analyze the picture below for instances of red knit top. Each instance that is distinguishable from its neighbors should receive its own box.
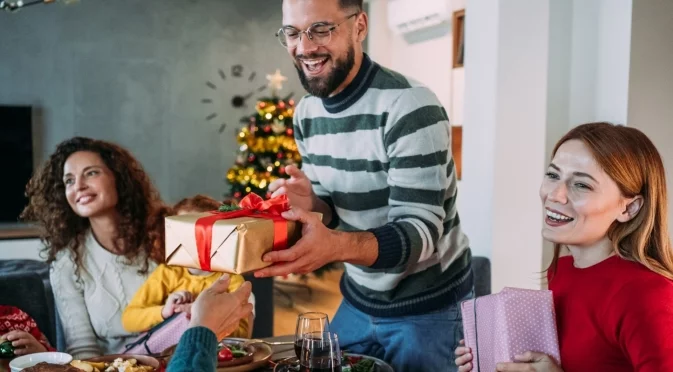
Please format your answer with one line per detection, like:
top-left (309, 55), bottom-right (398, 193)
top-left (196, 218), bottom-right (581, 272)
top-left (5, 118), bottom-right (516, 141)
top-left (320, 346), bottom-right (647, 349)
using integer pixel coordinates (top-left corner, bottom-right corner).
top-left (549, 255), bottom-right (673, 371)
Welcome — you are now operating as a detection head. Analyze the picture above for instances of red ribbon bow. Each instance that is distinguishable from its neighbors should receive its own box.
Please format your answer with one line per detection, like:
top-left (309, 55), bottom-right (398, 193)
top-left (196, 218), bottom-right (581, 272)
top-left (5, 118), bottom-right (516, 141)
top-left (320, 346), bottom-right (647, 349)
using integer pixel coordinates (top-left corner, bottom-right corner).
top-left (194, 193), bottom-right (290, 271)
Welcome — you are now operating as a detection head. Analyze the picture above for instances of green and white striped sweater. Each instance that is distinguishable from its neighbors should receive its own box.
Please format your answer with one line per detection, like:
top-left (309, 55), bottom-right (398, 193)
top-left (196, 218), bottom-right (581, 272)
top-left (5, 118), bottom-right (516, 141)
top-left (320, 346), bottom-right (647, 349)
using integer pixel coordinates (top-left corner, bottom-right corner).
top-left (294, 54), bottom-right (473, 317)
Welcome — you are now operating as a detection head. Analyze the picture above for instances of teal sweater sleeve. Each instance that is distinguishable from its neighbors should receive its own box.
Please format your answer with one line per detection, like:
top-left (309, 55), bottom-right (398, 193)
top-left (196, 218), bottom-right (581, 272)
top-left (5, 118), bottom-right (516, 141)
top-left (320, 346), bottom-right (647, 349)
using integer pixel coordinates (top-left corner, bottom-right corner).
top-left (166, 326), bottom-right (218, 372)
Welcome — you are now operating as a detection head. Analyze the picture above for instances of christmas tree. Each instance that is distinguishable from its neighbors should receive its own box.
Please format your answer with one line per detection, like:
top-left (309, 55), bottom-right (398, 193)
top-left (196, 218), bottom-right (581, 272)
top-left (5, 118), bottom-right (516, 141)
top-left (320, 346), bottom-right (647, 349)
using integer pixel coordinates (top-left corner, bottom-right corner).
top-left (225, 70), bottom-right (339, 280)
top-left (226, 70), bottom-right (300, 199)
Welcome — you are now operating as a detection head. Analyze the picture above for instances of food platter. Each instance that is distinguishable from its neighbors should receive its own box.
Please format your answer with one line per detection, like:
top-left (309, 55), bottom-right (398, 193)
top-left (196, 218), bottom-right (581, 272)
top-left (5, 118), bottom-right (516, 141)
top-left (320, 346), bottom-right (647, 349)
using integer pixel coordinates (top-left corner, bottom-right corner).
top-left (271, 353), bottom-right (393, 372)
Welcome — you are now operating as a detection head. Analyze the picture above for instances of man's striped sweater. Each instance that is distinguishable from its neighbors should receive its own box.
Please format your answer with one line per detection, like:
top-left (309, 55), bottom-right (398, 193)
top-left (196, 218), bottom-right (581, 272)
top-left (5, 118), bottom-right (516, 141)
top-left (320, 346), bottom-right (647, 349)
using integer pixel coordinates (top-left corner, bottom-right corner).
top-left (294, 53), bottom-right (473, 317)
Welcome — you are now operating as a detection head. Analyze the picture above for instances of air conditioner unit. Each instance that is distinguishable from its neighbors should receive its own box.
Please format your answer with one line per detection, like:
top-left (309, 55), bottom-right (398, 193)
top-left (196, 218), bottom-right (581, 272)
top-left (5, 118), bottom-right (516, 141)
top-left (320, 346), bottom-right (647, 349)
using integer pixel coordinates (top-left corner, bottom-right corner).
top-left (387, 0), bottom-right (451, 35)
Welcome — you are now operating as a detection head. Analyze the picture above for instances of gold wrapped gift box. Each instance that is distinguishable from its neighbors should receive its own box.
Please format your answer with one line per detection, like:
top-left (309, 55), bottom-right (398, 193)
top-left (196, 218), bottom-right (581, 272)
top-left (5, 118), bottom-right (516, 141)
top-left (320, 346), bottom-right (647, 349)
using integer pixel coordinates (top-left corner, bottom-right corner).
top-left (165, 212), bottom-right (317, 275)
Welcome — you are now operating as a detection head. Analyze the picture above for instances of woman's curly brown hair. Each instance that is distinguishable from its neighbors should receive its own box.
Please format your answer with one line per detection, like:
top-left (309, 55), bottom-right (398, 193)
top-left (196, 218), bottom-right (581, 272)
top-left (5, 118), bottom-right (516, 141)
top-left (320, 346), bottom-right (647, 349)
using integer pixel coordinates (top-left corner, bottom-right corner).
top-left (20, 137), bottom-right (171, 276)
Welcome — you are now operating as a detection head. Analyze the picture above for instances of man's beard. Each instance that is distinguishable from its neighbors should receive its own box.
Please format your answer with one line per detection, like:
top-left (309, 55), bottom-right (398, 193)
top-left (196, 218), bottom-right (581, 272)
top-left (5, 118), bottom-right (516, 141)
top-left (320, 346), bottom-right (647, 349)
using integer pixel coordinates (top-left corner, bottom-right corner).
top-left (294, 45), bottom-right (355, 98)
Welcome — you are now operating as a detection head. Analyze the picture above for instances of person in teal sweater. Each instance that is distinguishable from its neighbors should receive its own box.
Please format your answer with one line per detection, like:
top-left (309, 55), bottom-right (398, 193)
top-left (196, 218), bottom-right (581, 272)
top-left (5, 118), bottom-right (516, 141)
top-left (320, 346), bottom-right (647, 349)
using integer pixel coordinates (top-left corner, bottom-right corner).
top-left (167, 274), bottom-right (253, 372)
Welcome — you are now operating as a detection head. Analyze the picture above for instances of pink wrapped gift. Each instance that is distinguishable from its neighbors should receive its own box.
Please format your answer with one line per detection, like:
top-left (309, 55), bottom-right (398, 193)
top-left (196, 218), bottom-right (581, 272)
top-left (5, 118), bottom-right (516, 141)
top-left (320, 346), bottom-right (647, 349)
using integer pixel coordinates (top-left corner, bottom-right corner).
top-left (120, 313), bottom-right (190, 355)
top-left (461, 287), bottom-right (561, 371)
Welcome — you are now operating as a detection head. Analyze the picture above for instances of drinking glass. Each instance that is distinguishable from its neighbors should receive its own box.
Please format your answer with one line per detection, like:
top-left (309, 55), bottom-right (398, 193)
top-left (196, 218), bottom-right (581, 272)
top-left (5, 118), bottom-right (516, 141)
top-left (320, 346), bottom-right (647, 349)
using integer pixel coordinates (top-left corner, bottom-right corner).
top-left (299, 331), bottom-right (342, 372)
top-left (294, 312), bottom-right (330, 360)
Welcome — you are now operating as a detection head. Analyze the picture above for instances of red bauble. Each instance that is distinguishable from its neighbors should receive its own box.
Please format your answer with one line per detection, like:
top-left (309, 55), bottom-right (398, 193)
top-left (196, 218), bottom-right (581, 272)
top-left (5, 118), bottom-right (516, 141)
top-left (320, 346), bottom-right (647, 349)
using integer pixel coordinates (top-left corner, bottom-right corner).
top-left (248, 154), bottom-right (256, 162)
top-left (279, 167), bottom-right (286, 175)
top-left (276, 153), bottom-right (283, 159)
top-left (234, 192), bottom-right (242, 198)
top-left (263, 126), bottom-right (272, 133)
top-left (278, 101), bottom-right (286, 109)
top-left (289, 99), bottom-right (295, 106)
top-left (286, 128), bottom-right (293, 136)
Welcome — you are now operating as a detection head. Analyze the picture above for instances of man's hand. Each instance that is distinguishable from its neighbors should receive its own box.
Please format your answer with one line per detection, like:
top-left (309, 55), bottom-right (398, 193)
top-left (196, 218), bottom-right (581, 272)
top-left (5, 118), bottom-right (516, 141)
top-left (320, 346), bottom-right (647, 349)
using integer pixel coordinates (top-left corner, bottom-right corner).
top-left (189, 275), bottom-right (254, 340)
top-left (254, 207), bottom-right (339, 278)
top-left (4, 330), bottom-right (47, 356)
top-left (162, 290), bottom-right (193, 319)
top-left (496, 352), bottom-right (563, 372)
top-left (254, 207), bottom-right (378, 278)
top-left (268, 165), bottom-right (317, 211)
top-left (268, 165), bottom-right (334, 225)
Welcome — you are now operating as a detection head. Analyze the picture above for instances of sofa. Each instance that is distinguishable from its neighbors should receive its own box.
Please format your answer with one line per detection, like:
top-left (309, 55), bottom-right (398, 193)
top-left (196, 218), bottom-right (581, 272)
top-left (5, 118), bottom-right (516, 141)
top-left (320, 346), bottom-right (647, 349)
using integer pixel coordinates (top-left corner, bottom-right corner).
top-left (0, 259), bottom-right (275, 353)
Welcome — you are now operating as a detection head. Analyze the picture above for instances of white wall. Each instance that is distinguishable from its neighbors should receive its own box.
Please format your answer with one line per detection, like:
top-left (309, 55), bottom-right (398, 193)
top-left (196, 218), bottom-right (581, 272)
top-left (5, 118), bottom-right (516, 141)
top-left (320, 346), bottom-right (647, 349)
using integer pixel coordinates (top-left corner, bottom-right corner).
top-left (368, 0), bottom-right (459, 110)
top-left (366, 0), bottom-right (392, 72)
top-left (569, 0), bottom-right (633, 126)
top-left (595, 0), bottom-right (633, 123)
top-left (0, 239), bottom-right (44, 260)
top-left (459, 0), bottom-right (497, 261)
top-left (462, 0), bottom-right (554, 291)
top-left (450, 0), bottom-right (466, 125)
top-left (627, 0), bottom-right (673, 238)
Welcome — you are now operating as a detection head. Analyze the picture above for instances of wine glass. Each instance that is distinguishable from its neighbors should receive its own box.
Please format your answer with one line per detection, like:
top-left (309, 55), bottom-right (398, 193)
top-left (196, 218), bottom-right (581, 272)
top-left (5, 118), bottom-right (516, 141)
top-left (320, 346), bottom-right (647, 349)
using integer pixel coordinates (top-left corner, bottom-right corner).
top-left (295, 312), bottom-right (330, 360)
top-left (300, 332), bottom-right (342, 372)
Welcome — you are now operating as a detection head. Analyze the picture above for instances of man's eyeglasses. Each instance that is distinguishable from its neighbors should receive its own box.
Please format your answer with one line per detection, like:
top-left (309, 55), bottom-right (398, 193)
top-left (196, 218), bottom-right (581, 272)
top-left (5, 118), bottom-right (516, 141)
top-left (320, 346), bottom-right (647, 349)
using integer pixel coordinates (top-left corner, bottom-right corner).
top-left (276, 13), bottom-right (359, 49)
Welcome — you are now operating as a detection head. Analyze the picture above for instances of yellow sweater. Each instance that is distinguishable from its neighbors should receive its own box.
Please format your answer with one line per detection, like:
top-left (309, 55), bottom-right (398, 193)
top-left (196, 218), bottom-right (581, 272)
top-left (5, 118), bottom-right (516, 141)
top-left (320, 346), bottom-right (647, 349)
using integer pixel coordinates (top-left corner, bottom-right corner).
top-left (121, 265), bottom-right (248, 338)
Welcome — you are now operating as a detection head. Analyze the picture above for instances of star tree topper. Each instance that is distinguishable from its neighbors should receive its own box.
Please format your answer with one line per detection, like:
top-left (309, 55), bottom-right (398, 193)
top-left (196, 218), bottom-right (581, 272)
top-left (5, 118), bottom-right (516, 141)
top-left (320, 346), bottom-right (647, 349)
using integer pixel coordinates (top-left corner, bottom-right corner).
top-left (266, 69), bottom-right (288, 96)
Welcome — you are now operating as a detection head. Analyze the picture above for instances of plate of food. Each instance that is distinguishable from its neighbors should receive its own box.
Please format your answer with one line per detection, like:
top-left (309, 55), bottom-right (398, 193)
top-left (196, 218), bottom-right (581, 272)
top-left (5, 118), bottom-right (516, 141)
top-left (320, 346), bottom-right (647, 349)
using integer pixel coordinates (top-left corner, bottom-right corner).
top-left (9, 351), bottom-right (73, 372)
top-left (160, 338), bottom-right (272, 372)
top-left (216, 339), bottom-right (255, 368)
top-left (272, 353), bottom-right (393, 372)
top-left (72, 355), bottom-right (160, 371)
top-left (217, 338), bottom-right (274, 372)
top-left (16, 355), bottom-right (159, 372)
top-left (341, 353), bottom-right (393, 372)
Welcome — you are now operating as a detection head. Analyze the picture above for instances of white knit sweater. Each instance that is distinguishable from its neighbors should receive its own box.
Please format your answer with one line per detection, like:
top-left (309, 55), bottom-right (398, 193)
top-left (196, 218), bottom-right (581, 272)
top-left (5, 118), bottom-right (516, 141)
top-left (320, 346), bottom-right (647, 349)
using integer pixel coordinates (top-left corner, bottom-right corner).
top-left (50, 231), bottom-right (156, 359)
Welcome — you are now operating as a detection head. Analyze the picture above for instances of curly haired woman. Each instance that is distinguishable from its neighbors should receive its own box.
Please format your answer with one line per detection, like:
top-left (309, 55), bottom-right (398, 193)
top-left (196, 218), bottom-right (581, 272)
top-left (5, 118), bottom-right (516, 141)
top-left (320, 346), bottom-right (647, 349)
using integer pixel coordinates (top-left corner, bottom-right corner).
top-left (21, 137), bottom-right (170, 359)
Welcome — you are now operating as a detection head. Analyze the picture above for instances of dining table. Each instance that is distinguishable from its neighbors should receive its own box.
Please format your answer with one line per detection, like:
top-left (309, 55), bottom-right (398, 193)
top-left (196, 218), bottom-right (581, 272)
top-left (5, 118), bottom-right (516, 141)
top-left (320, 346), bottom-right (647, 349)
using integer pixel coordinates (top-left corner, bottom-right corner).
top-left (256, 334), bottom-right (296, 371)
top-left (252, 334), bottom-right (394, 372)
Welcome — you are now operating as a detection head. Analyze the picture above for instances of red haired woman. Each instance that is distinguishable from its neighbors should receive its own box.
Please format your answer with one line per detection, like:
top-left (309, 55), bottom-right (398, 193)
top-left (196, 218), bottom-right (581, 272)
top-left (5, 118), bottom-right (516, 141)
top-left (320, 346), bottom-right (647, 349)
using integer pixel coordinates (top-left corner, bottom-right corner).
top-left (456, 123), bottom-right (673, 371)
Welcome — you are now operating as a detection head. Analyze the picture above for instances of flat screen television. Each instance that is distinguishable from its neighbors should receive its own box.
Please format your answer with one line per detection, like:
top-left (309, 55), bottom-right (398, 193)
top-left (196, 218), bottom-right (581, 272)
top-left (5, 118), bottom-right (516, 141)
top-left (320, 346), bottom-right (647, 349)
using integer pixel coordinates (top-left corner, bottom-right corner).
top-left (0, 105), bottom-right (34, 223)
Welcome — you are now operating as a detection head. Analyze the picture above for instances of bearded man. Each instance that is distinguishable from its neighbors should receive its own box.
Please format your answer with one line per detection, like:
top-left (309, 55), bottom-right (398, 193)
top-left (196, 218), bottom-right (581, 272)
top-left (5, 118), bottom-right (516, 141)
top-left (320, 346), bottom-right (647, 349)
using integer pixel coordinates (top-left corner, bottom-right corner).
top-left (255, 1), bottom-right (474, 371)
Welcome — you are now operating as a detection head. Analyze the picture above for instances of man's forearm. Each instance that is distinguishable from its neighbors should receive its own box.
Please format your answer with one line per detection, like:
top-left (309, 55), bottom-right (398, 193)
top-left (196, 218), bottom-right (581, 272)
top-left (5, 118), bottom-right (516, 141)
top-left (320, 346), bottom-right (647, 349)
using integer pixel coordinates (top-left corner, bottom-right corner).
top-left (336, 231), bottom-right (379, 267)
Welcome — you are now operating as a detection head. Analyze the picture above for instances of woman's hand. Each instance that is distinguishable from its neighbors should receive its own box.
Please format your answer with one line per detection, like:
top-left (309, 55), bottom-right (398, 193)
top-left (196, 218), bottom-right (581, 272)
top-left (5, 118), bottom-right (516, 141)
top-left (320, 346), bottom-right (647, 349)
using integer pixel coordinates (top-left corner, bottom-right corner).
top-left (496, 352), bottom-right (563, 372)
top-left (4, 330), bottom-right (47, 356)
top-left (189, 274), bottom-right (254, 340)
top-left (455, 340), bottom-right (473, 371)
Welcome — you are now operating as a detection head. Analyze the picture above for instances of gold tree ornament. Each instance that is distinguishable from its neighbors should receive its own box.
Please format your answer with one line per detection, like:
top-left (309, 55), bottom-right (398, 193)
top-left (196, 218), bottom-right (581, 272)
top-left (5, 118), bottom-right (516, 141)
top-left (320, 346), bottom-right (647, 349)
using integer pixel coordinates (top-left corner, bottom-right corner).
top-left (266, 69), bottom-right (288, 96)
top-left (271, 119), bottom-right (286, 134)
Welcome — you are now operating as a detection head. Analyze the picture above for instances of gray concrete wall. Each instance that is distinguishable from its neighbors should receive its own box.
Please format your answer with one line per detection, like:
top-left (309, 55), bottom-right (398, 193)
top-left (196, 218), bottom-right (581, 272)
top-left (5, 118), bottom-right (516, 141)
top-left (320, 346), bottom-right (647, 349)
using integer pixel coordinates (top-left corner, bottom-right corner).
top-left (0, 0), bottom-right (305, 203)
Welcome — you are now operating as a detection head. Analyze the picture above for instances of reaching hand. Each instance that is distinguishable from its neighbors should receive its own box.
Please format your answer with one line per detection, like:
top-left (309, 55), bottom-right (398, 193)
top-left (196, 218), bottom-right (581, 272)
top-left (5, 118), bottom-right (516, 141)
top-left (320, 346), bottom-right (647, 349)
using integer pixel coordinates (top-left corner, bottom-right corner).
top-left (496, 352), bottom-right (563, 372)
top-left (189, 274), bottom-right (254, 340)
top-left (4, 330), bottom-right (47, 356)
top-left (162, 290), bottom-right (193, 319)
top-left (173, 303), bottom-right (193, 317)
top-left (268, 165), bottom-right (317, 211)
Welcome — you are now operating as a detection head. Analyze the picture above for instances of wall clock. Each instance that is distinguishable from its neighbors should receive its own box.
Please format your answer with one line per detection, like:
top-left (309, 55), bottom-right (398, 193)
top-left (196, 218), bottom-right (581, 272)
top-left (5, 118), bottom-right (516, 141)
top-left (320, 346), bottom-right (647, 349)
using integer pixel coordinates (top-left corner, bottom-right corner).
top-left (201, 64), bottom-right (270, 133)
